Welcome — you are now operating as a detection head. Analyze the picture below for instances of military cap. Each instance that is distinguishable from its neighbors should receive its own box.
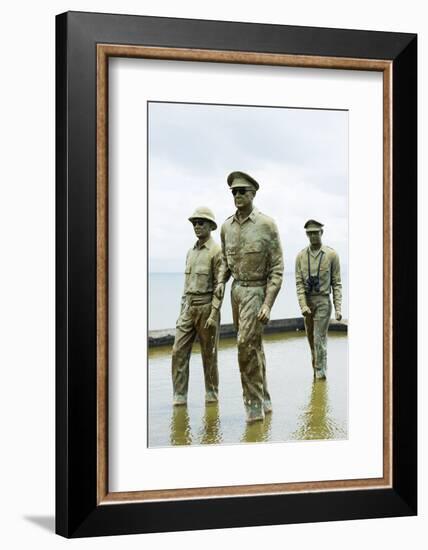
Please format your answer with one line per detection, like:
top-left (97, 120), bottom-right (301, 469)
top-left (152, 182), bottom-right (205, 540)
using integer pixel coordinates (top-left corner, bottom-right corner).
top-left (188, 206), bottom-right (217, 230)
top-left (304, 219), bottom-right (324, 232)
top-left (227, 171), bottom-right (259, 191)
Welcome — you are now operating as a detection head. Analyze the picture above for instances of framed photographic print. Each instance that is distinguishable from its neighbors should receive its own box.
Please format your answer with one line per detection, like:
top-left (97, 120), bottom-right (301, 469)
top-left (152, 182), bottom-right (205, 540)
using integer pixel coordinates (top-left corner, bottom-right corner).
top-left (56, 11), bottom-right (417, 537)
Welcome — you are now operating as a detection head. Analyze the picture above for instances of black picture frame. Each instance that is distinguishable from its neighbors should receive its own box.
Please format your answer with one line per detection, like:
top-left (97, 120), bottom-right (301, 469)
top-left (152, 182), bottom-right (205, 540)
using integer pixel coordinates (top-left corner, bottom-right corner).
top-left (56, 11), bottom-right (417, 538)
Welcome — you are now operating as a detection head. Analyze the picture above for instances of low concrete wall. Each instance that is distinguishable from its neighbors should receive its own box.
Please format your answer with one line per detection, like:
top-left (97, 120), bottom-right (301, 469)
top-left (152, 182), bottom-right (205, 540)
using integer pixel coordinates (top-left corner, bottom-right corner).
top-left (148, 317), bottom-right (348, 348)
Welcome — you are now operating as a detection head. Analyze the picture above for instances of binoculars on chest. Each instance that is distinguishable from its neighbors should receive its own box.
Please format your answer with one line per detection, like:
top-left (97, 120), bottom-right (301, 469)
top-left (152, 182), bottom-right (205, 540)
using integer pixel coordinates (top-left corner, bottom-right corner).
top-left (305, 250), bottom-right (325, 294)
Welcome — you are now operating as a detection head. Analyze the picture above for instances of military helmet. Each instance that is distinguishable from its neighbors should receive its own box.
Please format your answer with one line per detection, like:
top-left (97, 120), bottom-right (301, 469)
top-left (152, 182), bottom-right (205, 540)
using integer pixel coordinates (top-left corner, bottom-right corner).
top-left (304, 219), bottom-right (324, 232)
top-left (227, 171), bottom-right (259, 191)
top-left (188, 206), bottom-right (217, 230)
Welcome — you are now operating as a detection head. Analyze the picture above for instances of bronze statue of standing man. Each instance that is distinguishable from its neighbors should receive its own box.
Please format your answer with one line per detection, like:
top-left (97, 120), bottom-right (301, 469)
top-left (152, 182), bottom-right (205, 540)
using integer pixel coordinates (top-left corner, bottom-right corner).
top-left (171, 207), bottom-right (222, 406)
top-left (217, 172), bottom-right (283, 422)
top-left (295, 220), bottom-right (342, 380)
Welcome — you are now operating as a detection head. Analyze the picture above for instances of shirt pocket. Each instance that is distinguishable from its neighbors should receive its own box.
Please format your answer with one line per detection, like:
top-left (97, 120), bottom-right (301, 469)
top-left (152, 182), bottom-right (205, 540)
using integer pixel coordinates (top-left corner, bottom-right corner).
top-left (184, 265), bottom-right (192, 288)
top-left (226, 247), bottom-right (238, 271)
top-left (195, 267), bottom-right (211, 292)
top-left (242, 242), bottom-right (265, 275)
top-left (299, 257), bottom-right (309, 279)
top-left (318, 261), bottom-right (330, 288)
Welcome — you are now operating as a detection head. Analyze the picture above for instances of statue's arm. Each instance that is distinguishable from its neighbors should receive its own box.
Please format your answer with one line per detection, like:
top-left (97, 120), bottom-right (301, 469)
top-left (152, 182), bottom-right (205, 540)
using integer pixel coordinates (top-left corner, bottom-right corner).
top-left (331, 252), bottom-right (342, 318)
top-left (295, 254), bottom-right (309, 313)
top-left (264, 222), bottom-right (284, 309)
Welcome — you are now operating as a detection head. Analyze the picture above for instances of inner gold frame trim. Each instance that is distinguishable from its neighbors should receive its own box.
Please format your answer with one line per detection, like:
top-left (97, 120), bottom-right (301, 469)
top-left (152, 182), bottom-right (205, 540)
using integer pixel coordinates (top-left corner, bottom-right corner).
top-left (96, 44), bottom-right (393, 504)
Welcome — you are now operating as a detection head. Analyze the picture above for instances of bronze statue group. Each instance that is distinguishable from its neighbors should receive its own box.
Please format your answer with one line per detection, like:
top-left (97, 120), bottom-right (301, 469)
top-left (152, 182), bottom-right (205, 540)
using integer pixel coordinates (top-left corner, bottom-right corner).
top-left (171, 171), bottom-right (342, 423)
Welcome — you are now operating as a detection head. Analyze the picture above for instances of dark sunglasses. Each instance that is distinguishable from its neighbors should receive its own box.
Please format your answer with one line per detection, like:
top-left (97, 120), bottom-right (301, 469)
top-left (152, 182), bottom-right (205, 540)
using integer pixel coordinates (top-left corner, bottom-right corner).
top-left (231, 188), bottom-right (248, 196)
top-left (191, 219), bottom-right (206, 227)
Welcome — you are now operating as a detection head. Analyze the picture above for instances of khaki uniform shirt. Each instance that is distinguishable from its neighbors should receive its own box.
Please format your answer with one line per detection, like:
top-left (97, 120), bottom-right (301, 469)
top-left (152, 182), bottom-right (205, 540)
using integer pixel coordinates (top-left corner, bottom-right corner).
top-left (183, 236), bottom-right (223, 311)
top-left (295, 245), bottom-right (342, 314)
top-left (219, 208), bottom-right (283, 309)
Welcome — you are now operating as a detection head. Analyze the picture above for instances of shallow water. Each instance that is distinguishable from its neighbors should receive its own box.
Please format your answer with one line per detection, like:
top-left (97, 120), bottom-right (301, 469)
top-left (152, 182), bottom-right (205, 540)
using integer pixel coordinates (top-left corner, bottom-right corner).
top-left (148, 331), bottom-right (348, 447)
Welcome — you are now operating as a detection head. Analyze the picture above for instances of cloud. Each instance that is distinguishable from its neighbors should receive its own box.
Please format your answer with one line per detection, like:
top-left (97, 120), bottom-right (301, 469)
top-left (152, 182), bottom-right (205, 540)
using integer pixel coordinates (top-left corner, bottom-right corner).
top-left (148, 102), bottom-right (348, 272)
top-left (149, 102), bottom-right (347, 182)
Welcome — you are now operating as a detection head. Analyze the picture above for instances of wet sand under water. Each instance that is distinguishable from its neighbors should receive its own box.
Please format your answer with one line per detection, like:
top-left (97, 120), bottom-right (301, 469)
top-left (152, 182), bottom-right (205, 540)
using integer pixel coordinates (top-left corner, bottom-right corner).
top-left (148, 331), bottom-right (348, 447)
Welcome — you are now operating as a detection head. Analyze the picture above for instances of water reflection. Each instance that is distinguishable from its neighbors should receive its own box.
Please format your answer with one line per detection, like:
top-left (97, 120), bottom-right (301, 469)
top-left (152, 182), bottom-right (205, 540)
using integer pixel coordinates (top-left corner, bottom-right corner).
top-left (170, 404), bottom-right (275, 445)
top-left (170, 406), bottom-right (192, 445)
top-left (170, 403), bottom-right (223, 445)
top-left (151, 333), bottom-right (348, 447)
top-left (293, 379), bottom-right (342, 440)
top-left (199, 403), bottom-right (222, 444)
top-left (241, 413), bottom-right (272, 443)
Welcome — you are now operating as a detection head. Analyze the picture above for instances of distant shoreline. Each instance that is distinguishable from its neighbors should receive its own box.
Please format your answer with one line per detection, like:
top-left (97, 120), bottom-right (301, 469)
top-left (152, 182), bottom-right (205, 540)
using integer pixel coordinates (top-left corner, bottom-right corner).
top-left (149, 317), bottom-right (348, 347)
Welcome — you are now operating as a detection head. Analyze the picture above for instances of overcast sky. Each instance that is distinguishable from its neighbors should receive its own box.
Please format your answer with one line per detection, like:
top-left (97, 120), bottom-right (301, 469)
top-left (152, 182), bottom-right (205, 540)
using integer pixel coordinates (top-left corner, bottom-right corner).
top-left (148, 101), bottom-right (348, 273)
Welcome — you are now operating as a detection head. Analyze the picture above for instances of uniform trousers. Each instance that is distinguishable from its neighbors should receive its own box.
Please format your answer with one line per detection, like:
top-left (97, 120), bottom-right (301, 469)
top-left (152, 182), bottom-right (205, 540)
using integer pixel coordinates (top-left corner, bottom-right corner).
top-left (303, 294), bottom-right (332, 375)
top-left (231, 281), bottom-right (271, 412)
top-left (171, 299), bottom-right (219, 399)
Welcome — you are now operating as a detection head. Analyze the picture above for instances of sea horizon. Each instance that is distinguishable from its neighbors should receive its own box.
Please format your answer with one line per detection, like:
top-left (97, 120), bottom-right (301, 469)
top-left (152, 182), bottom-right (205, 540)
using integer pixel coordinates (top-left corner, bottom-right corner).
top-left (149, 271), bottom-right (348, 331)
